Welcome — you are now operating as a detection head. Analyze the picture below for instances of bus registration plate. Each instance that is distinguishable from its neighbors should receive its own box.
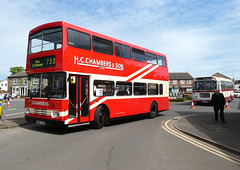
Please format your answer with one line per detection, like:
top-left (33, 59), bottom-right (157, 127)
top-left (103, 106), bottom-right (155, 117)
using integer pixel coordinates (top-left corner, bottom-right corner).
top-left (36, 120), bottom-right (45, 126)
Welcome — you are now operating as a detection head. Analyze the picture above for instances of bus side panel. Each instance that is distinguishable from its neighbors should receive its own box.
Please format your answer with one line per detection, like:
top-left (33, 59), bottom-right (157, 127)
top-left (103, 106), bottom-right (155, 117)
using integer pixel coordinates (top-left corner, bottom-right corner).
top-left (64, 48), bottom-right (133, 78)
top-left (90, 97), bottom-right (169, 119)
top-left (143, 66), bottom-right (168, 82)
top-left (157, 97), bottom-right (169, 111)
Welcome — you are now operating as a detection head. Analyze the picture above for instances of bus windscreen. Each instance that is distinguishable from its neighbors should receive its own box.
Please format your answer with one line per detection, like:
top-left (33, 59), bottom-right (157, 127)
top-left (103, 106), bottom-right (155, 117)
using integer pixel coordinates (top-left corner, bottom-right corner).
top-left (27, 72), bottom-right (66, 99)
top-left (193, 81), bottom-right (217, 91)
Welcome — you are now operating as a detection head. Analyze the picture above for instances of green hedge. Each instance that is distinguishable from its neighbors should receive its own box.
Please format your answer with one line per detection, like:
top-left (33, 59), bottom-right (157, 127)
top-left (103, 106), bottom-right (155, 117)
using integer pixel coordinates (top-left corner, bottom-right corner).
top-left (169, 98), bottom-right (185, 102)
top-left (184, 96), bottom-right (192, 100)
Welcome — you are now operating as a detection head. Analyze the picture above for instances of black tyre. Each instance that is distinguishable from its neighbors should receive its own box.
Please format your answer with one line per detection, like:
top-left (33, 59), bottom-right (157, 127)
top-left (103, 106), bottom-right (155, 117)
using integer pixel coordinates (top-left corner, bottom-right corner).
top-left (104, 112), bottom-right (111, 126)
top-left (92, 105), bottom-right (105, 129)
top-left (149, 102), bottom-right (158, 118)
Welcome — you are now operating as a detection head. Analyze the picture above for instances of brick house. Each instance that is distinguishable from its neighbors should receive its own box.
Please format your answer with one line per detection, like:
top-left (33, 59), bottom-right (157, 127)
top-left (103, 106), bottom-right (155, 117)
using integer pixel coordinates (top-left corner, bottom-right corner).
top-left (8, 71), bottom-right (28, 97)
top-left (169, 72), bottom-right (193, 96)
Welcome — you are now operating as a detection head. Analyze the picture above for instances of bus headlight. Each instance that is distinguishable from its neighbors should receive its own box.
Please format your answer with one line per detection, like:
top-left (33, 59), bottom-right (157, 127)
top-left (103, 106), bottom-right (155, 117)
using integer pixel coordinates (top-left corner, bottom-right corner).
top-left (26, 108), bottom-right (30, 115)
top-left (193, 94), bottom-right (198, 99)
top-left (52, 111), bottom-right (60, 118)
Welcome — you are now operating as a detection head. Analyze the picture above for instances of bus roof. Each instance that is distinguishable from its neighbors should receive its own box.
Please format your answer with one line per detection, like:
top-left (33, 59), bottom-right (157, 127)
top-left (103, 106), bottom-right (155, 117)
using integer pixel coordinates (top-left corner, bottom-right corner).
top-left (193, 76), bottom-right (233, 82)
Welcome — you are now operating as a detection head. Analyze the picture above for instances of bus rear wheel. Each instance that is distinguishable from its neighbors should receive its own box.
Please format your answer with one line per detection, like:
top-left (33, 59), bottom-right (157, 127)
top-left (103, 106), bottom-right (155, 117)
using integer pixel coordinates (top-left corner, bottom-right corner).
top-left (149, 102), bottom-right (158, 118)
top-left (92, 105), bottom-right (105, 129)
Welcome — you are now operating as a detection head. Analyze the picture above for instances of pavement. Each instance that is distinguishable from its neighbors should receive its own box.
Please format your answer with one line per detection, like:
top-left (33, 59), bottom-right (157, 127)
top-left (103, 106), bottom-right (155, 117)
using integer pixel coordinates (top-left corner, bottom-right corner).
top-left (0, 99), bottom-right (28, 129)
top-left (0, 117), bottom-right (29, 129)
top-left (0, 119), bottom-right (20, 129)
top-left (174, 112), bottom-right (240, 156)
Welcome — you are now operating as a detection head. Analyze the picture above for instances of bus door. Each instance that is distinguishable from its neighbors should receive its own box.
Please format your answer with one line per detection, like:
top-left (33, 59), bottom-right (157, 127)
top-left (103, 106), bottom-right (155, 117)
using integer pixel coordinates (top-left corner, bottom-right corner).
top-left (69, 75), bottom-right (89, 123)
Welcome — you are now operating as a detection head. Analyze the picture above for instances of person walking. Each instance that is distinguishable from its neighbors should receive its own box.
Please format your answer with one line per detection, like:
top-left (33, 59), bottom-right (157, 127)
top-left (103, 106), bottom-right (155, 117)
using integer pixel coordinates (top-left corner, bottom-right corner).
top-left (8, 94), bottom-right (12, 103)
top-left (211, 89), bottom-right (226, 124)
top-left (0, 91), bottom-right (4, 100)
top-left (4, 94), bottom-right (7, 103)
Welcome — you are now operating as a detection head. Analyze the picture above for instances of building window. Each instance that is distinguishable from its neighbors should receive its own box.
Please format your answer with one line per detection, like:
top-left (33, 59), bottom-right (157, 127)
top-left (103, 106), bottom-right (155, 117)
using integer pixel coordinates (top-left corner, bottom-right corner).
top-left (13, 78), bottom-right (18, 85)
top-left (180, 80), bottom-right (185, 84)
top-left (33, 78), bottom-right (39, 84)
top-left (24, 79), bottom-right (26, 84)
top-left (186, 88), bottom-right (192, 93)
top-left (187, 80), bottom-right (192, 84)
top-left (173, 80), bottom-right (177, 84)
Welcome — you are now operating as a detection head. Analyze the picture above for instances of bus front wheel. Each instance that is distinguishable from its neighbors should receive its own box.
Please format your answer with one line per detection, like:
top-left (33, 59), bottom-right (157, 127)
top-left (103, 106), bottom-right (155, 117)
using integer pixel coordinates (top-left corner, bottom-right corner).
top-left (92, 105), bottom-right (105, 129)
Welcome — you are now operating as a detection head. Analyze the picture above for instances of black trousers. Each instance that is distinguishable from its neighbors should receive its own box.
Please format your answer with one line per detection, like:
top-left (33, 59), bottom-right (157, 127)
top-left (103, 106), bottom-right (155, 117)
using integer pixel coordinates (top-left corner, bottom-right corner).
top-left (214, 106), bottom-right (225, 122)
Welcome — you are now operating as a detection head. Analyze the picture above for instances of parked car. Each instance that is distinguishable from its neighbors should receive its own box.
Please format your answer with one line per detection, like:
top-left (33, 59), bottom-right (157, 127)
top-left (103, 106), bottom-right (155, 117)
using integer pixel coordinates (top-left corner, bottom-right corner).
top-left (234, 91), bottom-right (240, 98)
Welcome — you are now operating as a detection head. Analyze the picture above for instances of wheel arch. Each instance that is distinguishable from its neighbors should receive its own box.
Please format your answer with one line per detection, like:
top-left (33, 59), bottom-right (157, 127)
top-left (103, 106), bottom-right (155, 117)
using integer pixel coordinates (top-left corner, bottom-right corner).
top-left (148, 100), bottom-right (158, 118)
top-left (101, 104), bottom-right (110, 117)
top-left (151, 100), bottom-right (158, 111)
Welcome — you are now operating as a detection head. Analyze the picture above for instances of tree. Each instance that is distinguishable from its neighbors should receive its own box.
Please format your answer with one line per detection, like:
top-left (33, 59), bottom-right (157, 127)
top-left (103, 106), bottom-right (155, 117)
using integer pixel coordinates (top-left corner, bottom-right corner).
top-left (9, 66), bottom-right (25, 75)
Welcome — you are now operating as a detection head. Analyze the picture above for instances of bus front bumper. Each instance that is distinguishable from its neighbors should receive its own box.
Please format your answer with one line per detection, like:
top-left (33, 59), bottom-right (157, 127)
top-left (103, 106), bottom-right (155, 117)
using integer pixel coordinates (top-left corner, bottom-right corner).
top-left (25, 115), bottom-right (65, 127)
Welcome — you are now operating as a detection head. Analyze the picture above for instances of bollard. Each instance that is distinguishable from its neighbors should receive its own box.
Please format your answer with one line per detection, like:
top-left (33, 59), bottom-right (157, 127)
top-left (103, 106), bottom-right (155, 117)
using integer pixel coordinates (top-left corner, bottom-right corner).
top-left (7, 100), bottom-right (11, 107)
top-left (190, 100), bottom-right (196, 109)
top-left (0, 99), bottom-right (3, 120)
top-left (225, 101), bottom-right (230, 109)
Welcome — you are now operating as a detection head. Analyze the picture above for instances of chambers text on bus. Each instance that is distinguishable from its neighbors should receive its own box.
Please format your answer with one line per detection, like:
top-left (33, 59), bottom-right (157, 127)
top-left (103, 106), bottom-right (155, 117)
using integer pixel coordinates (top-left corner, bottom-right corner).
top-left (74, 56), bottom-right (124, 71)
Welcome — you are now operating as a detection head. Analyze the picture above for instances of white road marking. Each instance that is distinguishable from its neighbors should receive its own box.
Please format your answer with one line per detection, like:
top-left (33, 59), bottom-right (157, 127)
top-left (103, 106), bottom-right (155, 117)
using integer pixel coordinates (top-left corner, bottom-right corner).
top-left (7, 108), bottom-right (17, 111)
top-left (4, 112), bottom-right (24, 117)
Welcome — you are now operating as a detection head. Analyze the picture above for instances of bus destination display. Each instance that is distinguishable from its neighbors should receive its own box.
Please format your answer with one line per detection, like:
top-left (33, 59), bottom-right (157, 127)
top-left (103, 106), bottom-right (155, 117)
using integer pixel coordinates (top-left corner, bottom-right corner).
top-left (30, 55), bottom-right (56, 69)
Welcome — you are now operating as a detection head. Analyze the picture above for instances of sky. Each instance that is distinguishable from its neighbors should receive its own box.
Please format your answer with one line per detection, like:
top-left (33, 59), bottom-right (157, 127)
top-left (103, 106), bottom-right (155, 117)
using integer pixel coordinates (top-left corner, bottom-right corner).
top-left (0, 0), bottom-right (240, 80)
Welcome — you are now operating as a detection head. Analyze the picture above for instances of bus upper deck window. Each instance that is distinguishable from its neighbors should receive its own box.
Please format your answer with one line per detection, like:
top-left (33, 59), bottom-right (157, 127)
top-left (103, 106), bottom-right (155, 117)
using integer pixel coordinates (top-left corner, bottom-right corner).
top-left (28, 27), bottom-right (62, 54)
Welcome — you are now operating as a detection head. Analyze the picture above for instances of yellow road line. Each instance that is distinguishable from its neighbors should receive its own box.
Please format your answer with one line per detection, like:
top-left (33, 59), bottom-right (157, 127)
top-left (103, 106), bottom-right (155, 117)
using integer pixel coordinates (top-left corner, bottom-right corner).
top-left (161, 119), bottom-right (240, 165)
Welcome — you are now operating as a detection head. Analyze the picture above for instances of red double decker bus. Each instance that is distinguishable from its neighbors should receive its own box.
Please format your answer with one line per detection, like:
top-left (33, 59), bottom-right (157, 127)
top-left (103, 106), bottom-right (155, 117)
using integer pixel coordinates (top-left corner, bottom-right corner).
top-left (25, 21), bottom-right (169, 128)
